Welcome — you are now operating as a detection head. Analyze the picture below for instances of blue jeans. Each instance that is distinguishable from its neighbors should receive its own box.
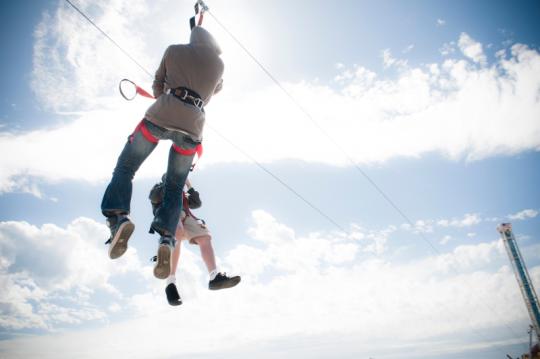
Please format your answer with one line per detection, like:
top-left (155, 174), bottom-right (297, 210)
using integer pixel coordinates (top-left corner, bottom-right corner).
top-left (101, 119), bottom-right (198, 236)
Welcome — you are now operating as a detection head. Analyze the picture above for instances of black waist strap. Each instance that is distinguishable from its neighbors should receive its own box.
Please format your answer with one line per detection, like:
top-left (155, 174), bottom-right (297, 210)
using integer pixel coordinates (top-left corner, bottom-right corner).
top-left (170, 87), bottom-right (204, 109)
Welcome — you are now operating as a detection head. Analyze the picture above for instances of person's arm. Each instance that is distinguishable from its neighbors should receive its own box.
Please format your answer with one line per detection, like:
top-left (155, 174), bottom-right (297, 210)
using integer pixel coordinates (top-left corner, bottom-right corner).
top-left (149, 182), bottom-right (164, 215)
top-left (187, 187), bottom-right (202, 209)
top-left (152, 46), bottom-right (170, 98)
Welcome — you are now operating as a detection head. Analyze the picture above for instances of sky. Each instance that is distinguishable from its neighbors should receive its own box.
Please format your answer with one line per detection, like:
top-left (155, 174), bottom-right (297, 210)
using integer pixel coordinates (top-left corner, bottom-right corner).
top-left (0, 0), bottom-right (540, 358)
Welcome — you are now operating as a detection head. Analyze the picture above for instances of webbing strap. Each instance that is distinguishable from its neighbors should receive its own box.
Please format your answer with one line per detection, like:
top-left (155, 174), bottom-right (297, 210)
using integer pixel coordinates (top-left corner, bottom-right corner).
top-left (198, 12), bottom-right (204, 26)
top-left (181, 191), bottom-right (205, 223)
top-left (190, 143), bottom-right (203, 170)
top-left (172, 143), bottom-right (203, 157)
top-left (119, 79), bottom-right (155, 101)
top-left (190, 0), bottom-right (207, 30)
top-left (135, 85), bottom-right (155, 99)
top-left (172, 143), bottom-right (203, 171)
top-left (182, 192), bottom-right (192, 222)
top-left (132, 120), bottom-right (159, 144)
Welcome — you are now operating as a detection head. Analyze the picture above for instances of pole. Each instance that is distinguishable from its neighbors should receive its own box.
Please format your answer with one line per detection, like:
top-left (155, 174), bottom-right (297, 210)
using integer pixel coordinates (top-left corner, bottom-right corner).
top-left (530, 325), bottom-right (534, 359)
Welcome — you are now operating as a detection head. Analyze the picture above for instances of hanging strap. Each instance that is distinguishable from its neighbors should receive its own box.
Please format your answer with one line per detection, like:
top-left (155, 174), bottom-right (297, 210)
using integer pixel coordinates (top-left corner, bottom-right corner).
top-left (190, 0), bottom-right (209, 30)
top-left (131, 120), bottom-right (159, 144)
top-left (119, 79), bottom-right (155, 100)
top-left (172, 143), bottom-right (203, 171)
top-left (181, 191), bottom-right (206, 225)
top-left (191, 143), bottom-right (203, 170)
top-left (134, 85), bottom-right (155, 99)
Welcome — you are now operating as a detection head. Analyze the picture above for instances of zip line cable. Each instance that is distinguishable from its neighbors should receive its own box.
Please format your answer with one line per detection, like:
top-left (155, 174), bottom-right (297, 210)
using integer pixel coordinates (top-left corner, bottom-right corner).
top-left (208, 128), bottom-right (348, 233)
top-left (64, 0), bottom-right (153, 78)
top-left (63, 0), bottom-right (522, 346)
top-left (207, 9), bottom-right (442, 256)
top-left (207, 9), bottom-right (526, 344)
top-left (206, 8), bottom-right (525, 346)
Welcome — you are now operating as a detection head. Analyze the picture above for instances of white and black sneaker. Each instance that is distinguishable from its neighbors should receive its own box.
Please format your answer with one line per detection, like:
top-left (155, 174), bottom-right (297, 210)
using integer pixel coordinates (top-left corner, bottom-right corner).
top-left (209, 273), bottom-right (241, 290)
top-left (105, 215), bottom-right (135, 259)
top-left (165, 283), bottom-right (182, 306)
top-left (153, 236), bottom-right (175, 280)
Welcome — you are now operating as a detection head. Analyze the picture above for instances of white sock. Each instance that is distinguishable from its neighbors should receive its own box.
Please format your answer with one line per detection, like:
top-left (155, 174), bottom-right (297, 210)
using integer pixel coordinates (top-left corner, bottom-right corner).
top-left (209, 269), bottom-right (218, 281)
top-left (166, 275), bottom-right (176, 286)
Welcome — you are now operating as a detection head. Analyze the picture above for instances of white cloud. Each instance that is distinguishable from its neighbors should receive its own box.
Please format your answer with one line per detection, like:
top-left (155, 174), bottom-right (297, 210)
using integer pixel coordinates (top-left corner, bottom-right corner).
top-left (382, 48), bottom-right (408, 68)
top-left (508, 209), bottom-right (538, 221)
top-left (413, 219), bottom-right (434, 233)
top-left (439, 41), bottom-right (456, 56)
top-left (234, 210), bottom-right (361, 276)
top-left (0, 211), bottom-right (535, 358)
top-left (0, 217), bottom-right (148, 330)
top-left (402, 44), bottom-right (415, 54)
top-left (402, 216), bottom-right (487, 234)
top-left (2, 3), bottom-right (540, 195)
top-left (460, 213), bottom-right (482, 227)
top-left (437, 19), bottom-right (446, 26)
top-left (437, 213), bottom-right (482, 228)
top-left (32, 0), bottom-right (154, 113)
top-left (440, 235), bottom-right (452, 244)
top-left (458, 32), bottom-right (487, 65)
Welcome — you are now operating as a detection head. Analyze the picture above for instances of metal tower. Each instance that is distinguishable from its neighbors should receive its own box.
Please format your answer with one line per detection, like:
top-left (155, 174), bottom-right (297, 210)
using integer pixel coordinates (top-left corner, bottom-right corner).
top-left (498, 223), bottom-right (540, 343)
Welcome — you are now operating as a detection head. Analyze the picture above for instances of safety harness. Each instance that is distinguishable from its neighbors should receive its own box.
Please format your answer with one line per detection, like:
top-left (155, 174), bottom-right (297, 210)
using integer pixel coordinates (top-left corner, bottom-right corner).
top-left (129, 120), bottom-right (203, 170)
top-left (169, 87), bottom-right (205, 110)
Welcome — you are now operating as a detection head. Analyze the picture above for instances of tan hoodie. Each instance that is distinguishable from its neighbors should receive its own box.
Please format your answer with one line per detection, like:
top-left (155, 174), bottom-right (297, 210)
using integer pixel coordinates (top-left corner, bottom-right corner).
top-left (145, 27), bottom-right (224, 141)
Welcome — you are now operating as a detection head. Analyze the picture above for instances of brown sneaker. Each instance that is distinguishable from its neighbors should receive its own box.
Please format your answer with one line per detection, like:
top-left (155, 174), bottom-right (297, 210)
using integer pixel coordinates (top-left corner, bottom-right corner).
top-left (105, 215), bottom-right (135, 259)
top-left (153, 236), bottom-right (175, 280)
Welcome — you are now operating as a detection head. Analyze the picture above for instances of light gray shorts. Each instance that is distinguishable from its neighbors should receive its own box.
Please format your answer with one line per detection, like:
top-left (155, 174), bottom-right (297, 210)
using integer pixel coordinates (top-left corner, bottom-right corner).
top-left (178, 212), bottom-right (211, 245)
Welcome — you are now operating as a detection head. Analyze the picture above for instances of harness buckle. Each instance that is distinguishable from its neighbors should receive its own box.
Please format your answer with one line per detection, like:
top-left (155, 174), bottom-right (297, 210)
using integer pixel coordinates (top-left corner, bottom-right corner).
top-left (171, 88), bottom-right (204, 110)
top-left (192, 98), bottom-right (204, 109)
top-left (179, 90), bottom-right (189, 101)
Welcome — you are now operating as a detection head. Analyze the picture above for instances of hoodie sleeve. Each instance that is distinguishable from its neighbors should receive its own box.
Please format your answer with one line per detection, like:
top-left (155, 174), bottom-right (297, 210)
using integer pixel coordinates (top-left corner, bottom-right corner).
top-left (213, 78), bottom-right (223, 95)
top-left (152, 46), bottom-right (170, 98)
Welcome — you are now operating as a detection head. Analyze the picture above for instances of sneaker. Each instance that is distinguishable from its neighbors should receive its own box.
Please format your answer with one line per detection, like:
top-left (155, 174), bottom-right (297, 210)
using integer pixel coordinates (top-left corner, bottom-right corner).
top-left (165, 283), bottom-right (182, 306)
top-left (105, 215), bottom-right (135, 259)
top-left (149, 219), bottom-right (173, 237)
top-left (153, 236), bottom-right (175, 280)
top-left (209, 272), bottom-right (241, 290)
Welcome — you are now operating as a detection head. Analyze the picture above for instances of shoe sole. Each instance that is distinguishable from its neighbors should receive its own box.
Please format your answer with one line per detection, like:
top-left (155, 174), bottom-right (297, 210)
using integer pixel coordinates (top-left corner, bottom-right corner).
top-left (168, 299), bottom-right (182, 306)
top-left (153, 244), bottom-right (172, 280)
top-left (209, 276), bottom-right (241, 290)
top-left (108, 221), bottom-right (135, 259)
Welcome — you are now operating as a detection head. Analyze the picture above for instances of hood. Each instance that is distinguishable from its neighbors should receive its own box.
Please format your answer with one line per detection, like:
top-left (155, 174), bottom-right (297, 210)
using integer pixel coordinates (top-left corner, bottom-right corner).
top-left (190, 26), bottom-right (222, 55)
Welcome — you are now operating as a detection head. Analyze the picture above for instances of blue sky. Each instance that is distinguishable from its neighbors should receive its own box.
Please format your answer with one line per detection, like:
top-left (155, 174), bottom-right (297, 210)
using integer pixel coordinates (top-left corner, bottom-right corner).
top-left (1, 0), bottom-right (539, 358)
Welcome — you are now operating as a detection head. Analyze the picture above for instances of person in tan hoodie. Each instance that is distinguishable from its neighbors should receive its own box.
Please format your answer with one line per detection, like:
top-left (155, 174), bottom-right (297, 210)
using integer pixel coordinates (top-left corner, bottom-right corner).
top-left (101, 26), bottom-right (224, 280)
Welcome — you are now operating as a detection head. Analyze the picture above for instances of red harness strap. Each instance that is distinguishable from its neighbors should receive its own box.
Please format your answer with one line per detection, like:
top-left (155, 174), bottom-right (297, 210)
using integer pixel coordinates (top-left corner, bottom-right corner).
top-left (135, 85), bottom-right (155, 99)
top-left (172, 143), bottom-right (203, 157)
top-left (173, 143), bottom-right (203, 171)
top-left (181, 191), bottom-right (204, 224)
top-left (130, 120), bottom-right (159, 144)
top-left (182, 192), bottom-right (191, 222)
